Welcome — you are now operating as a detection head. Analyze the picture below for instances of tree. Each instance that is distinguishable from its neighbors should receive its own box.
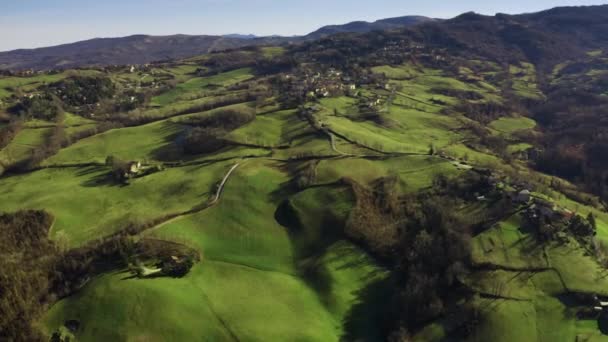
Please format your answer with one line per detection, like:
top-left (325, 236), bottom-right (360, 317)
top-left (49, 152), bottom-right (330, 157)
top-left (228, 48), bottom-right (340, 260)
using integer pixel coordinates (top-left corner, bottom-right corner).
top-left (569, 215), bottom-right (595, 237)
top-left (587, 213), bottom-right (597, 231)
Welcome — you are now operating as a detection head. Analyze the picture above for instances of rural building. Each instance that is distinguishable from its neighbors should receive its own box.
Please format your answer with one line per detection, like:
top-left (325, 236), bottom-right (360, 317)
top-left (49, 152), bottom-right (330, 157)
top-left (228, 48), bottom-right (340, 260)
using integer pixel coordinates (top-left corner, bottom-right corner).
top-left (516, 190), bottom-right (531, 203)
top-left (128, 161), bottom-right (142, 174)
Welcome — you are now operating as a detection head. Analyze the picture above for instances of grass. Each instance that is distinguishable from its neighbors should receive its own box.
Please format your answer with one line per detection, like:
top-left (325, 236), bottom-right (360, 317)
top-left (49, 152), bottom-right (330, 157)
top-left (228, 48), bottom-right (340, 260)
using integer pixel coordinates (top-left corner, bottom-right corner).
top-left (150, 68), bottom-right (254, 106)
top-left (489, 117), bottom-right (536, 134)
top-left (471, 214), bottom-right (548, 269)
top-left (314, 156), bottom-right (460, 193)
top-left (0, 127), bottom-right (50, 166)
top-left (63, 112), bottom-right (97, 126)
top-left (271, 134), bottom-right (339, 159)
top-left (226, 109), bottom-right (311, 147)
top-left (44, 260), bottom-right (341, 341)
top-left (0, 162), bottom-right (228, 247)
top-left (324, 105), bottom-right (461, 154)
top-left (43, 160), bottom-right (387, 341)
top-left (260, 46), bottom-right (286, 58)
top-left (467, 298), bottom-right (538, 342)
top-left (148, 160), bottom-right (297, 273)
top-left (46, 121), bottom-right (185, 164)
top-left (372, 64), bottom-right (424, 80)
top-left (320, 96), bottom-right (358, 116)
top-left (2, 58), bottom-right (604, 341)
top-left (507, 143), bottom-right (533, 154)
top-left (509, 63), bottom-right (545, 100)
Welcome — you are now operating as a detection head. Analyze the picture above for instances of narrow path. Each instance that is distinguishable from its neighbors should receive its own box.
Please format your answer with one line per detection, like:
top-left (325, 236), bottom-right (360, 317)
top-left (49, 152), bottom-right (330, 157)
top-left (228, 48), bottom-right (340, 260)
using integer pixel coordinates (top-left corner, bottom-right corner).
top-left (210, 162), bottom-right (240, 205)
top-left (323, 129), bottom-right (351, 156)
top-left (104, 161), bottom-right (244, 238)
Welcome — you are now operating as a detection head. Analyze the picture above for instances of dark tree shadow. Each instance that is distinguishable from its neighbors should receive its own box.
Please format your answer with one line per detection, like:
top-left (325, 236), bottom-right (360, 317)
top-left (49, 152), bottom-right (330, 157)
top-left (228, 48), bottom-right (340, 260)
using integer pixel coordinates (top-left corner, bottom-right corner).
top-left (599, 311), bottom-right (608, 335)
top-left (77, 166), bottom-right (125, 188)
top-left (150, 123), bottom-right (188, 162)
top-left (340, 275), bottom-right (396, 342)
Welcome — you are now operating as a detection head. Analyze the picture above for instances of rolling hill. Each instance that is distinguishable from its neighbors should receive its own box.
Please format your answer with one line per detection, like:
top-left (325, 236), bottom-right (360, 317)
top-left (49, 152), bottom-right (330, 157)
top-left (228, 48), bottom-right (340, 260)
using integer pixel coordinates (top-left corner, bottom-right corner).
top-left (3, 4), bottom-right (608, 342)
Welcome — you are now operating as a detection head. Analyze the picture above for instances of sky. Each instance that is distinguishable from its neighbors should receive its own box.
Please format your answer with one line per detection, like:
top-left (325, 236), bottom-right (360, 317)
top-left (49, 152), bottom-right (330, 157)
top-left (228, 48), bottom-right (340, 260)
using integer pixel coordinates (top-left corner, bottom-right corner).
top-left (0, 0), bottom-right (605, 52)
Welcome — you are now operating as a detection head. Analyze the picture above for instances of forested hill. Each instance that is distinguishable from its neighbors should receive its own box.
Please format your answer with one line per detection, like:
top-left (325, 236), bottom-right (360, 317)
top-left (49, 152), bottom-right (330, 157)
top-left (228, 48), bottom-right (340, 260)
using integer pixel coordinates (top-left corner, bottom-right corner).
top-left (304, 15), bottom-right (435, 39)
top-left (0, 15), bottom-right (432, 71)
top-left (3, 4), bottom-right (608, 342)
top-left (0, 34), bottom-right (289, 71)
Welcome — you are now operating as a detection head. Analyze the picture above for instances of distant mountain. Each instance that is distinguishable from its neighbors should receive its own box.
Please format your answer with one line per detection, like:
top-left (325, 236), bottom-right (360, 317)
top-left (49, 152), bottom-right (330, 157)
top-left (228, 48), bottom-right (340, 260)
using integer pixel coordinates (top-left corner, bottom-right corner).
top-left (411, 5), bottom-right (608, 67)
top-left (223, 34), bottom-right (258, 39)
top-left (305, 15), bottom-right (436, 39)
top-left (7, 5), bottom-right (607, 72)
top-left (0, 15), bottom-right (434, 71)
top-left (0, 34), bottom-right (275, 71)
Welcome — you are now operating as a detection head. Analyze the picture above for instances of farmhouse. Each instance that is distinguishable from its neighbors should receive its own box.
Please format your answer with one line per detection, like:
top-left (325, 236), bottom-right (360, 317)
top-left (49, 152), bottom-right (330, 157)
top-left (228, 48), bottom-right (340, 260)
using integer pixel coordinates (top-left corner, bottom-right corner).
top-left (515, 189), bottom-right (531, 203)
top-left (127, 161), bottom-right (142, 174)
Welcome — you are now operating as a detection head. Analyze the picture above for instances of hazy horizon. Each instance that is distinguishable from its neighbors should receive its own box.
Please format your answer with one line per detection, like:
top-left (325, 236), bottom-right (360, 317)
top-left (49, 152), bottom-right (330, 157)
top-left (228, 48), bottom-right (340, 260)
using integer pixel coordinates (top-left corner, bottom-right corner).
top-left (1, 0), bottom-right (605, 52)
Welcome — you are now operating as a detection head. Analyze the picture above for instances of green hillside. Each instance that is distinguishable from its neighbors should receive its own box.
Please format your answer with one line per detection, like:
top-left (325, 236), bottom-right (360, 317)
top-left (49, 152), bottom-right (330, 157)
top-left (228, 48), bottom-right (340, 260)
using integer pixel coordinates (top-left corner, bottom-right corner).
top-left (4, 8), bottom-right (608, 341)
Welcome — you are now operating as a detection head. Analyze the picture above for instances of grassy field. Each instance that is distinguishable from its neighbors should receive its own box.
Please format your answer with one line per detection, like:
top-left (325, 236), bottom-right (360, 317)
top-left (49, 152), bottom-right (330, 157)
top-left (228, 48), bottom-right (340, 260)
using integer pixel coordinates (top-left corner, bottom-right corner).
top-left (509, 63), bottom-right (545, 100)
top-left (489, 117), bottom-right (536, 134)
top-left (324, 105), bottom-right (461, 154)
top-left (314, 156), bottom-right (460, 193)
top-left (43, 160), bottom-right (388, 341)
top-left (0, 162), bottom-right (229, 246)
top-left (0, 127), bottom-right (50, 166)
top-left (46, 121), bottom-right (185, 164)
top-left (226, 109), bottom-right (312, 148)
top-left (150, 68), bottom-right (254, 106)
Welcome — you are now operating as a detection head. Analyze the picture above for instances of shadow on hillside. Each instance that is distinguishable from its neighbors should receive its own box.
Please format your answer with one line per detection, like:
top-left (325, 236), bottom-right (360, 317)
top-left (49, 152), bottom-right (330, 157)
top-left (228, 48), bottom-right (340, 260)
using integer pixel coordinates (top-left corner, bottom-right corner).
top-left (340, 275), bottom-right (395, 342)
top-left (274, 198), bottom-right (340, 305)
top-left (150, 123), bottom-right (187, 162)
top-left (599, 312), bottom-right (608, 335)
top-left (76, 166), bottom-right (125, 188)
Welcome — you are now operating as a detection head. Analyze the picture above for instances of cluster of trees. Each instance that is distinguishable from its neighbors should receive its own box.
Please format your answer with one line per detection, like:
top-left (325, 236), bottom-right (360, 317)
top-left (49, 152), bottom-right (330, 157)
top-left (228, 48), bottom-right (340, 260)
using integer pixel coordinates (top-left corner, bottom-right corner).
top-left (8, 76), bottom-right (116, 121)
top-left (531, 88), bottom-right (608, 202)
top-left (0, 210), bottom-right (58, 341)
top-left (50, 76), bottom-right (115, 108)
top-left (569, 213), bottom-right (597, 237)
top-left (158, 255), bottom-right (195, 277)
top-left (182, 107), bottom-right (256, 154)
top-left (113, 90), bottom-right (147, 112)
top-left (9, 93), bottom-right (61, 120)
top-left (454, 101), bottom-right (513, 124)
top-left (341, 172), bottom-right (500, 338)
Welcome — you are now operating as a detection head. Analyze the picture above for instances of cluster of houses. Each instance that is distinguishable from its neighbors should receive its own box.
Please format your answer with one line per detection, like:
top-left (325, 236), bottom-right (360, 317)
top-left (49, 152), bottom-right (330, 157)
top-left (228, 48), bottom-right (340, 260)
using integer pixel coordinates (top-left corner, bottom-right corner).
top-left (509, 189), bottom-right (575, 222)
top-left (281, 68), bottom-right (358, 99)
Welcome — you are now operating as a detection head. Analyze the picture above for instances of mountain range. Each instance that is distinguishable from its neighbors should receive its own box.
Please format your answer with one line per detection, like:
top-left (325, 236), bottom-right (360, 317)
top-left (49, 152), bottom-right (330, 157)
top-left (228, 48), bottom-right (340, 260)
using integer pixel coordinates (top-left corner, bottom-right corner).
top-left (0, 15), bottom-right (433, 71)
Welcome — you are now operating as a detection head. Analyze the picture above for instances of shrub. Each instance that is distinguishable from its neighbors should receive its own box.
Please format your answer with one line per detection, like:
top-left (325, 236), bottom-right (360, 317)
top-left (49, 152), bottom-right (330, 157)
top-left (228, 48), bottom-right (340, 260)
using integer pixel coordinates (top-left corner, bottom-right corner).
top-left (159, 255), bottom-right (195, 278)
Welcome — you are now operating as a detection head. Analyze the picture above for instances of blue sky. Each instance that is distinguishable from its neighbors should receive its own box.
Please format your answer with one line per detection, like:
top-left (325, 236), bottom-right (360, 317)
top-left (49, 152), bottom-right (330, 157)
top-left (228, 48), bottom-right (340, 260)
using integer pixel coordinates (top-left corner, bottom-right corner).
top-left (0, 0), bottom-right (605, 51)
